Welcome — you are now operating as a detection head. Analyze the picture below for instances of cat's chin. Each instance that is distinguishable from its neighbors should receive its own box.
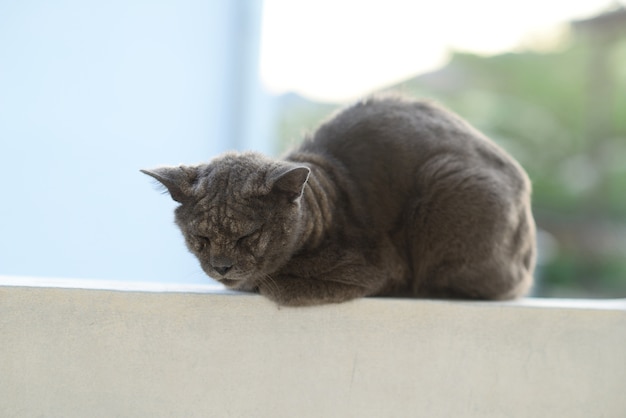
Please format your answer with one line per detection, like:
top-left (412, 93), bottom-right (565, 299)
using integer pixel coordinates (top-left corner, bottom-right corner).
top-left (212, 272), bottom-right (257, 291)
top-left (218, 278), bottom-right (257, 292)
top-left (219, 278), bottom-right (241, 288)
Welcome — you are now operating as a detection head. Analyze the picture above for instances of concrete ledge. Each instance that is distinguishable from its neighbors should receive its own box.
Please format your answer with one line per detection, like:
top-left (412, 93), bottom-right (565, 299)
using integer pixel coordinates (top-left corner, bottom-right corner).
top-left (1, 276), bottom-right (625, 417)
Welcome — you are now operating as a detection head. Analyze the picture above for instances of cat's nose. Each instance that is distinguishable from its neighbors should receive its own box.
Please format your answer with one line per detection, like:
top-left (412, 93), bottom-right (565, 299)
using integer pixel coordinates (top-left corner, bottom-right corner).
top-left (214, 265), bottom-right (232, 276)
top-left (210, 256), bottom-right (234, 276)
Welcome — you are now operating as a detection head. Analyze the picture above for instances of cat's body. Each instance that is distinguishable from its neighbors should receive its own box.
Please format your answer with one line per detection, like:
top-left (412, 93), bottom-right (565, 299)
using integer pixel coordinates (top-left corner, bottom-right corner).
top-left (142, 95), bottom-right (536, 306)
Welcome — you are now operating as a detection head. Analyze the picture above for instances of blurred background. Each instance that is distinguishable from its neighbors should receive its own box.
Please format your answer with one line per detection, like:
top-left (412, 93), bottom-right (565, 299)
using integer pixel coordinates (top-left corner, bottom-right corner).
top-left (1, 0), bottom-right (624, 298)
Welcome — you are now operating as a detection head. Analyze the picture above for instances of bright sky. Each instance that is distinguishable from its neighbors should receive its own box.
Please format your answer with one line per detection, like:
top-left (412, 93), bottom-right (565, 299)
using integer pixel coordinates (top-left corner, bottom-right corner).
top-left (260, 0), bottom-right (624, 102)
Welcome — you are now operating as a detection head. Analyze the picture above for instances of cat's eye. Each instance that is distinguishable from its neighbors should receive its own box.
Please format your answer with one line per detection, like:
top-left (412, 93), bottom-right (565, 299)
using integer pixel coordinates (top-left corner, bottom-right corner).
top-left (236, 229), bottom-right (260, 246)
top-left (193, 234), bottom-right (210, 250)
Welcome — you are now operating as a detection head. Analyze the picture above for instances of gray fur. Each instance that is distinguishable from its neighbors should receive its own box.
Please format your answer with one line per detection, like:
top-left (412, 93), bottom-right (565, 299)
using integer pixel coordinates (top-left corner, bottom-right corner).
top-left (142, 95), bottom-right (536, 306)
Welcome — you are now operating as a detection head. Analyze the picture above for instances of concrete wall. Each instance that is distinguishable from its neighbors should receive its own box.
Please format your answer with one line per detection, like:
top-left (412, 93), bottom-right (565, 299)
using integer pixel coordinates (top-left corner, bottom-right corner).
top-left (1, 276), bottom-right (625, 417)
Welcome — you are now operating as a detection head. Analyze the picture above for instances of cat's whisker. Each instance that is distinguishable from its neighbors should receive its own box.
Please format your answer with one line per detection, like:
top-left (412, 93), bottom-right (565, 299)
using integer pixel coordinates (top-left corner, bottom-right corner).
top-left (260, 274), bottom-right (279, 300)
top-left (324, 274), bottom-right (370, 289)
top-left (259, 273), bottom-right (282, 301)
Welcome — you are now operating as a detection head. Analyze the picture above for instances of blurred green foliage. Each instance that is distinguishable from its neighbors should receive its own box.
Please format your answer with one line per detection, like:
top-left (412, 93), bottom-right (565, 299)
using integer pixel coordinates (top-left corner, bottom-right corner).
top-left (273, 17), bottom-right (626, 298)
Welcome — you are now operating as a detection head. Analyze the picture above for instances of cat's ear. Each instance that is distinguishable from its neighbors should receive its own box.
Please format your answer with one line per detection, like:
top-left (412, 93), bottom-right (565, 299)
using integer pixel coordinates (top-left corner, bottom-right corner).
top-left (140, 166), bottom-right (197, 203)
top-left (268, 165), bottom-right (310, 202)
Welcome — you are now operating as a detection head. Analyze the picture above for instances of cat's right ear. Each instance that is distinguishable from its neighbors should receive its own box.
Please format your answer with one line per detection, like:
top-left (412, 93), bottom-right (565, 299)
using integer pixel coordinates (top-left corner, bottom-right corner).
top-left (140, 166), bottom-right (197, 203)
top-left (268, 165), bottom-right (311, 203)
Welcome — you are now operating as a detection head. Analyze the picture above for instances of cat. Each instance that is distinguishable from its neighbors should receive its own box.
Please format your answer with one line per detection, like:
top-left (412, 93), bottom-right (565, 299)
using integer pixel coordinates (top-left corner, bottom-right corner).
top-left (141, 94), bottom-right (536, 306)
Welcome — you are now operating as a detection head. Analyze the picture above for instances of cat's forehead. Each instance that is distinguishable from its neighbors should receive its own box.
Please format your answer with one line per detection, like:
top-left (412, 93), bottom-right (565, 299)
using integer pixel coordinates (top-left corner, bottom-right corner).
top-left (188, 196), bottom-right (261, 239)
top-left (188, 183), bottom-right (263, 237)
top-left (196, 153), bottom-right (268, 197)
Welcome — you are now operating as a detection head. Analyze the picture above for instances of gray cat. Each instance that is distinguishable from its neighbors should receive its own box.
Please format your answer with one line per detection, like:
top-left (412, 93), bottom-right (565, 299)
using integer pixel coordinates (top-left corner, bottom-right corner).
top-left (142, 95), bottom-right (536, 306)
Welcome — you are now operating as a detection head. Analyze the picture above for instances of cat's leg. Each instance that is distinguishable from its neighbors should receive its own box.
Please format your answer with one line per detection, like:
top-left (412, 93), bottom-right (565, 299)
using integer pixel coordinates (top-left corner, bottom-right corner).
top-left (258, 275), bottom-right (372, 306)
top-left (259, 242), bottom-right (408, 306)
top-left (409, 169), bottom-right (536, 300)
top-left (418, 258), bottom-right (534, 300)
top-left (427, 211), bottom-right (535, 300)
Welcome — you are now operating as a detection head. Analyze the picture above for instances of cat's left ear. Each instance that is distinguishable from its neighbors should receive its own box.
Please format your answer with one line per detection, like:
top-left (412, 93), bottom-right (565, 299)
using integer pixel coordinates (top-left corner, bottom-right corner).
top-left (140, 166), bottom-right (197, 203)
top-left (268, 165), bottom-right (310, 202)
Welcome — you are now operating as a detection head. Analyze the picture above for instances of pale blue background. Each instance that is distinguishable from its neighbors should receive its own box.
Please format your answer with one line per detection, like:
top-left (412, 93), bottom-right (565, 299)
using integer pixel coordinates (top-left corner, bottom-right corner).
top-left (0, 0), bottom-right (271, 283)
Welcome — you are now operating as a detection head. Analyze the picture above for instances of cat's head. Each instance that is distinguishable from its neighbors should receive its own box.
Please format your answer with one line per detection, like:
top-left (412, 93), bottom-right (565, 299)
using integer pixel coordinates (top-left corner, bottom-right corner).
top-left (141, 152), bottom-right (310, 290)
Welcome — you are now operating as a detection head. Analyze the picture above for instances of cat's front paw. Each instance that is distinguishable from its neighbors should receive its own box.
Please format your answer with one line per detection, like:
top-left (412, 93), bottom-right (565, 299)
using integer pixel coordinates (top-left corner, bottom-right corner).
top-left (257, 275), bottom-right (368, 307)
